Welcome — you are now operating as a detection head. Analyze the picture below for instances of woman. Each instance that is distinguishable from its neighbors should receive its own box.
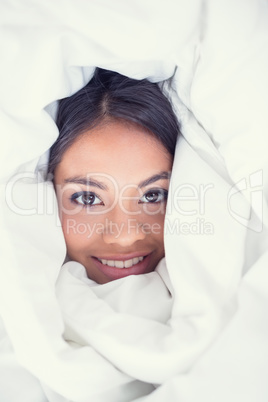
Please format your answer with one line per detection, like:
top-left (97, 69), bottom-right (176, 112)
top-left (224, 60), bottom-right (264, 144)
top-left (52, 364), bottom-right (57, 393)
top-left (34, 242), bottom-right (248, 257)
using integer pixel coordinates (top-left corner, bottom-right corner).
top-left (50, 68), bottom-right (180, 399)
top-left (49, 68), bottom-right (180, 284)
top-left (49, 69), bottom-right (180, 399)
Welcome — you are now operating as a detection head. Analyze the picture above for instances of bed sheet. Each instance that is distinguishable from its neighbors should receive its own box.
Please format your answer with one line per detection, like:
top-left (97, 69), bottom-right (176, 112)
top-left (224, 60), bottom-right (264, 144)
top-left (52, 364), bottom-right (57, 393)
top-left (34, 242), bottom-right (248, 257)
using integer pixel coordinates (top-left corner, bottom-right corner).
top-left (1, 0), bottom-right (268, 401)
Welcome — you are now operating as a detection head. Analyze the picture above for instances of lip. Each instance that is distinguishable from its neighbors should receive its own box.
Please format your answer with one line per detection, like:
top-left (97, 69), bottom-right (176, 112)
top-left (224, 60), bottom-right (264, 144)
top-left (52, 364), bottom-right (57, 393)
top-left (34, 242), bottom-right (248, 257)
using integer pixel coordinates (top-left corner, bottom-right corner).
top-left (92, 253), bottom-right (153, 281)
top-left (93, 251), bottom-right (150, 261)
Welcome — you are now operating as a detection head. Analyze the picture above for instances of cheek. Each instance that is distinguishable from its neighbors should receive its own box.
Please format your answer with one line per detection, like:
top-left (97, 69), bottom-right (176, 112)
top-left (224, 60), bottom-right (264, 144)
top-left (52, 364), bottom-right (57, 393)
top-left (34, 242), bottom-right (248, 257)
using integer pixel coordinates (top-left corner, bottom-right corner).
top-left (60, 213), bottom-right (96, 256)
top-left (141, 211), bottom-right (165, 246)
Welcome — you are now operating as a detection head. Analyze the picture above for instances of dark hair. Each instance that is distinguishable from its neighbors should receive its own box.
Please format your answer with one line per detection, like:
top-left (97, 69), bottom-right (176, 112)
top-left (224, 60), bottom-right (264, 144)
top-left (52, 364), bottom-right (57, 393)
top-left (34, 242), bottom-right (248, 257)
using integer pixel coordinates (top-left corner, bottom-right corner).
top-left (48, 68), bottom-right (180, 174)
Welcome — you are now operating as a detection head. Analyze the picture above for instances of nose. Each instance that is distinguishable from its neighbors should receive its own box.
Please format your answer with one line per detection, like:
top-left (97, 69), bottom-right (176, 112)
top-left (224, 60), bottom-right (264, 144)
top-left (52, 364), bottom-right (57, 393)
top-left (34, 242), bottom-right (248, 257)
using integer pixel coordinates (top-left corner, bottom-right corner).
top-left (102, 207), bottom-right (146, 247)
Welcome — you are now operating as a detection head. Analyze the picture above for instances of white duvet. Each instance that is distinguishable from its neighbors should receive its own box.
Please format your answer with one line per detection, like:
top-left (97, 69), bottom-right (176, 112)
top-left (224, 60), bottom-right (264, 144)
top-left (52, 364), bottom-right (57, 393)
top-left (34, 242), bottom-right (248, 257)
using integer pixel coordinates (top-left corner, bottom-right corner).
top-left (1, 1), bottom-right (268, 401)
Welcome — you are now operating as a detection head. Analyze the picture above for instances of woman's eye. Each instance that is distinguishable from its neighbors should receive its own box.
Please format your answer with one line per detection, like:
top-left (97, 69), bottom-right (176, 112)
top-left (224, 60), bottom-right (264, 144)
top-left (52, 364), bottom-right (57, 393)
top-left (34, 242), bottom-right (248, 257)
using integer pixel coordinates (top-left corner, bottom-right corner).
top-left (71, 191), bottom-right (103, 206)
top-left (139, 189), bottom-right (168, 204)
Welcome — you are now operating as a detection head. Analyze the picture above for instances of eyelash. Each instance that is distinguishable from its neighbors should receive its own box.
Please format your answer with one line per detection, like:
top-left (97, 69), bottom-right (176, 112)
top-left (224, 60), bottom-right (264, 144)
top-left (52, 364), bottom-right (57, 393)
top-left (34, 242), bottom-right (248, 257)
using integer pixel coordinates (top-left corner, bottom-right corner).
top-left (139, 189), bottom-right (168, 204)
top-left (70, 189), bottom-right (168, 207)
top-left (70, 191), bottom-right (103, 207)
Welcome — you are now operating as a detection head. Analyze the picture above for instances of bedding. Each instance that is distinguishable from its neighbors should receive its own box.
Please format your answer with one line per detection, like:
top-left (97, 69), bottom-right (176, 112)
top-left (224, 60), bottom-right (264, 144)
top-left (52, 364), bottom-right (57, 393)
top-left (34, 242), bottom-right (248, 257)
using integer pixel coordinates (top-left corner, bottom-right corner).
top-left (55, 259), bottom-right (172, 399)
top-left (1, 0), bottom-right (268, 401)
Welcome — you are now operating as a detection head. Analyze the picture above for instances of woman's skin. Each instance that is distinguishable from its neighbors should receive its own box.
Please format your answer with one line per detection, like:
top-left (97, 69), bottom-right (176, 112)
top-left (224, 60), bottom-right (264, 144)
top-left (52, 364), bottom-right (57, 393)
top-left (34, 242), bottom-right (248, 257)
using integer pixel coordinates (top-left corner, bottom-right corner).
top-left (54, 120), bottom-right (173, 284)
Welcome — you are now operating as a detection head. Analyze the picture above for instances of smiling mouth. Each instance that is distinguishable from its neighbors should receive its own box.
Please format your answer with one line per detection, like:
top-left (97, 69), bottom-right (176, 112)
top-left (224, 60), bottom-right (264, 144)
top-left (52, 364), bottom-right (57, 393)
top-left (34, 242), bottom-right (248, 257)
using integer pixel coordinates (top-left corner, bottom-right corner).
top-left (93, 253), bottom-right (153, 281)
top-left (97, 256), bottom-right (144, 269)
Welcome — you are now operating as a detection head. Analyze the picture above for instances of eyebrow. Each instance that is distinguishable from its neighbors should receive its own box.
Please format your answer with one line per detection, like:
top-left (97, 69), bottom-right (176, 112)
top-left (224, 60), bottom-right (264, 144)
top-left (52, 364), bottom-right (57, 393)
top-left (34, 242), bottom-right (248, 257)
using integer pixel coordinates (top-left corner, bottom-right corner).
top-left (64, 171), bottom-right (170, 190)
top-left (138, 171), bottom-right (171, 188)
top-left (64, 177), bottom-right (108, 190)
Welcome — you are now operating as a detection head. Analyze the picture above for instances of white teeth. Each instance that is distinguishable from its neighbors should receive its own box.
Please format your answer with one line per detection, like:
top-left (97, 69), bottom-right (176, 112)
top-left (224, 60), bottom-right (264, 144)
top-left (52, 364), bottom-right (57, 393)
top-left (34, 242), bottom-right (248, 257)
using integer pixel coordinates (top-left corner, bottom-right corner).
top-left (124, 259), bottom-right (133, 268)
top-left (114, 260), bottom-right (124, 269)
top-left (98, 256), bottom-right (144, 269)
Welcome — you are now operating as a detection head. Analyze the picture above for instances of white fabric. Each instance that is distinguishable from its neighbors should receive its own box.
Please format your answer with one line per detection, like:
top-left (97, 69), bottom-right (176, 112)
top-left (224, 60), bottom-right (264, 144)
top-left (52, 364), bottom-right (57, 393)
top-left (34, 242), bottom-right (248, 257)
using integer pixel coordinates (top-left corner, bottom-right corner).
top-left (55, 260), bottom-right (172, 399)
top-left (0, 317), bottom-right (48, 402)
top-left (1, 0), bottom-right (268, 401)
top-left (133, 250), bottom-right (268, 402)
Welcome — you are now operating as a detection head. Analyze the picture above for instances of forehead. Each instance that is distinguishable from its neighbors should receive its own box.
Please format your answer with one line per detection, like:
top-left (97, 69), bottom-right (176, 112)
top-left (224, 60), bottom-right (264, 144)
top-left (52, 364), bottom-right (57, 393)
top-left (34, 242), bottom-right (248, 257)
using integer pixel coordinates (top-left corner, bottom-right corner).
top-left (55, 121), bottom-right (173, 184)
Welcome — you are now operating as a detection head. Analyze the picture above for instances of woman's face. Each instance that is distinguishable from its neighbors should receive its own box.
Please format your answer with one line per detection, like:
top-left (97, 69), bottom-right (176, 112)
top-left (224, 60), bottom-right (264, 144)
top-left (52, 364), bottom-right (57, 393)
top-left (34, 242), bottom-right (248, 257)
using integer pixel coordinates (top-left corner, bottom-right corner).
top-left (54, 120), bottom-right (173, 284)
